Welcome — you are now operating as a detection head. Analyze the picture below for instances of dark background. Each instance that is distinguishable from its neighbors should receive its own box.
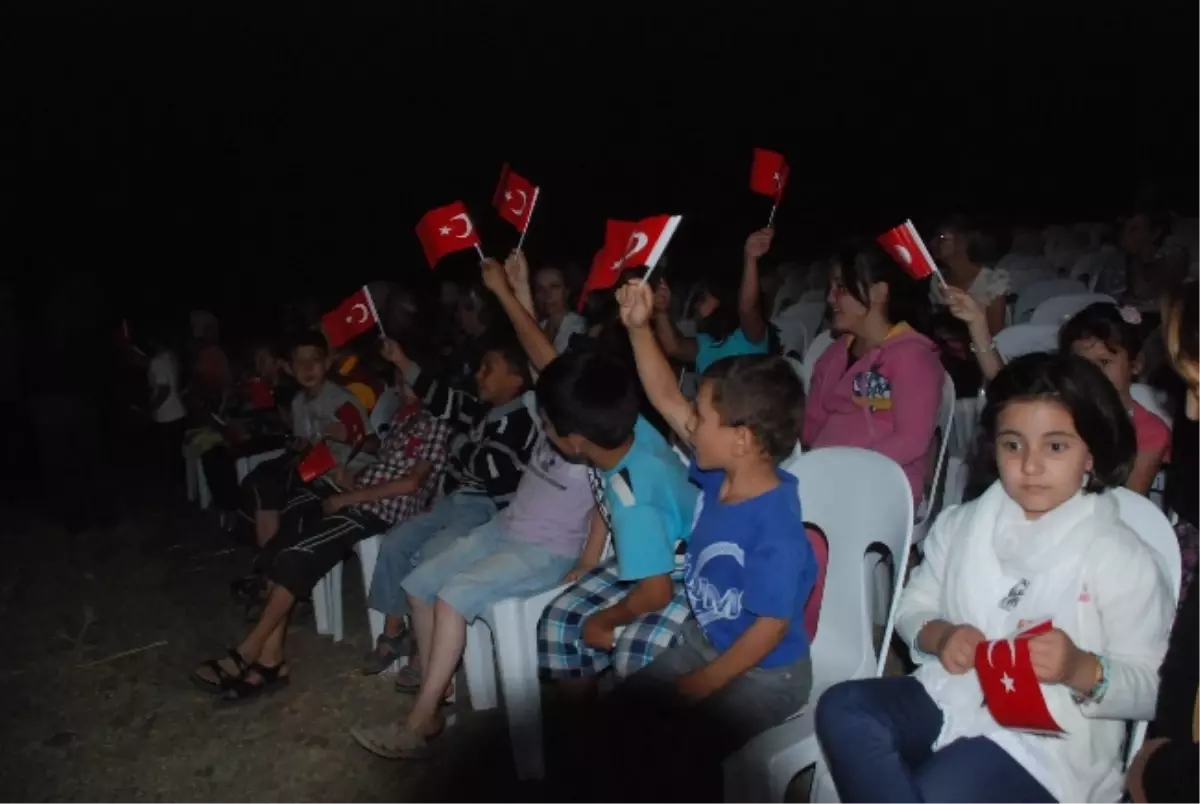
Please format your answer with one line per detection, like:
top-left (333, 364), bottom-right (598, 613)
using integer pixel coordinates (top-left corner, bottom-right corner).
top-left (4, 1), bottom-right (1197, 337)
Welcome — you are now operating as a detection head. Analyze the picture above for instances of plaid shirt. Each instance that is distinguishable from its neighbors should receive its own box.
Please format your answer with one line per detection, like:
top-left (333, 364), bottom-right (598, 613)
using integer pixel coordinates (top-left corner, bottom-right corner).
top-left (352, 404), bottom-right (452, 526)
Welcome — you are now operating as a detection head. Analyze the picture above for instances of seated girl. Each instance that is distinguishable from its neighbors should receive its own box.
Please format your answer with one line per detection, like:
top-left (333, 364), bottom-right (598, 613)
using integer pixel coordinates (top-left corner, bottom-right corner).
top-left (803, 239), bottom-right (946, 506)
top-left (652, 228), bottom-right (774, 373)
top-left (816, 352), bottom-right (1173, 803)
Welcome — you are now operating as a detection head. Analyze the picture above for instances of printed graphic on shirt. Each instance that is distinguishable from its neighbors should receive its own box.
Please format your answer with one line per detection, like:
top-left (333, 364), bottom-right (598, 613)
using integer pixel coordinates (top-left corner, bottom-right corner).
top-left (852, 363), bottom-right (893, 411)
top-left (683, 542), bottom-right (745, 627)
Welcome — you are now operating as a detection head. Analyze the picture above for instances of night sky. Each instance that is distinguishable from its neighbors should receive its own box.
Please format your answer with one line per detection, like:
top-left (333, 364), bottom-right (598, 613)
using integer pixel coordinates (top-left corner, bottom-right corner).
top-left (6, 1), bottom-right (1198, 334)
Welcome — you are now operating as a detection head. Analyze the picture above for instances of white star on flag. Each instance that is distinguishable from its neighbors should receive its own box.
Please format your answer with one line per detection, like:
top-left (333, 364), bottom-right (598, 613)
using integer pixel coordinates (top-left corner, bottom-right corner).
top-left (504, 191), bottom-right (512, 201)
top-left (1001, 673), bottom-right (1016, 693)
top-left (439, 225), bottom-right (451, 236)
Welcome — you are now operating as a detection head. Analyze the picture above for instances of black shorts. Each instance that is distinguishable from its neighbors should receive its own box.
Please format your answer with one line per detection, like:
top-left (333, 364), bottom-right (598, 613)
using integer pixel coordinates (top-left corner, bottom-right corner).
top-left (260, 487), bottom-right (385, 596)
top-left (241, 453), bottom-right (302, 514)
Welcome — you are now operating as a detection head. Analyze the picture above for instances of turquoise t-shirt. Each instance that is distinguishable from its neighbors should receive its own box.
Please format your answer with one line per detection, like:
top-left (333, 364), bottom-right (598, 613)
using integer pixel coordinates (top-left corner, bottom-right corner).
top-left (600, 417), bottom-right (699, 581)
top-left (695, 328), bottom-right (769, 374)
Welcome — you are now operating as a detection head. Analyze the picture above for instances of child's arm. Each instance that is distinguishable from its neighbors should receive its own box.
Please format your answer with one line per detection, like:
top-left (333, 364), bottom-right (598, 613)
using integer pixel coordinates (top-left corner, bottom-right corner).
top-left (481, 254), bottom-right (558, 371)
top-left (564, 507), bottom-right (609, 583)
top-left (461, 413), bottom-right (537, 500)
top-left (1126, 447), bottom-right (1167, 496)
top-left (380, 337), bottom-right (485, 425)
top-left (944, 285), bottom-right (1004, 380)
top-left (585, 573), bottom-right (674, 641)
top-left (679, 616), bottom-right (788, 699)
top-left (350, 461), bottom-right (433, 503)
top-left (618, 280), bottom-right (694, 442)
top-left (651, 282), bottom-right (699, 363)
top-left (739, 228), bottom-right (773, 345)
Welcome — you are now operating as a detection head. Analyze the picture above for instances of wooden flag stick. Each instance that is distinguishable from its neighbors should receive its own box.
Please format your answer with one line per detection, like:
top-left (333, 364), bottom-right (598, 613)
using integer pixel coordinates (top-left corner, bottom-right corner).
top-left (516, 187), bottom-right (540, 251)
top-left (767, 203), bottom-right (779, 229)
top-left (473, 243), bottom-right (486, 261)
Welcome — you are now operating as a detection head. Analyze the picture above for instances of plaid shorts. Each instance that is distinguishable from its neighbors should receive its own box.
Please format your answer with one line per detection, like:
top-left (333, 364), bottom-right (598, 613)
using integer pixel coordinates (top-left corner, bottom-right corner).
top-left (537, 557), bottom-right (690, 680)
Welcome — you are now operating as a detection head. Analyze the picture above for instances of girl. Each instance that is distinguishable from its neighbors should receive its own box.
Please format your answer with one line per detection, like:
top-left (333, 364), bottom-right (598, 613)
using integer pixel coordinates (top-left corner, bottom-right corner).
top-left (816, 352), bottom-right (1173, 803)
top-left (532, 262), bottom-right (588, 355)
top-left (652, 228), bottom-right (773, 373)
top-left (1060, 303), bottom-right (1170, 496)
top-left (803, 239), bottom-right (945, 506)
top-left (1126, 285), bottom-right (1198, 803)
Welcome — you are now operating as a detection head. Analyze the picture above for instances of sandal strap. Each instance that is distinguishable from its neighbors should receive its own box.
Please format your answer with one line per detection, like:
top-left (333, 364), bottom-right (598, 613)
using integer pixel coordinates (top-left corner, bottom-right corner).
top-left (248, 662), bottom-right (285, 682)
top-left (226, 648), bottom-right (251, 675)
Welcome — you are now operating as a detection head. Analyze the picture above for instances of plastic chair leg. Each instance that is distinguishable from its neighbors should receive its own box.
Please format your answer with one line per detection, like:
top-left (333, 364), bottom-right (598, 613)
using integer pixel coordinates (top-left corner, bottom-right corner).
top-left (329, 560), bottom-right (344, 643)
top-left (463, 619), bottom-right (499, 711)
top-left (197, 461), bottom-right (212, 510)
top-left (185, 451), bottom-right (198, 502)
top-left (313, 574), bottom-right (332, 636)
top-left (354, 536), bottom-right (386, 646)
top-left (491, 601), bottom-right (546, 781)
top-left (810, 758), bottom-right (840, 803)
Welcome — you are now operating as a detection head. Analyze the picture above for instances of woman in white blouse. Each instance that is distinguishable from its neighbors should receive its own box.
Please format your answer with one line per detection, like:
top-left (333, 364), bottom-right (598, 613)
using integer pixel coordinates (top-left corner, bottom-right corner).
top-left (930, 216), bottom-right (1010, 336)
top-left (533, 263), bottom-right (588, 354)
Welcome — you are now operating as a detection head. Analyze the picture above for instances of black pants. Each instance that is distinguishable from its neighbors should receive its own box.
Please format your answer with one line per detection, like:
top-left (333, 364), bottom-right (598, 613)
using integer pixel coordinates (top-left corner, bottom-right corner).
top-left (240, 452), bottom-right (303, 516)
top-left (259, 485), bottom-right (384, 596)
top-left (203, 435), bottom-right (288, 511)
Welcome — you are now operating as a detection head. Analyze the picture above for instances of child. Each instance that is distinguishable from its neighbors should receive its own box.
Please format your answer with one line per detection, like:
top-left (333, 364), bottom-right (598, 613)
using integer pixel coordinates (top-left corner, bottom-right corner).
top-left (143, 325), bottom-right (187, 487)
top-left (1060, 303), bottom-right (1171, 496)
top-left (606, 279), bottom-right (817, 778)
top-left (804, 239), bottom-right (945, 506)
top-left (362, 335), bottom-right (536, 668)
top-left (816, 352), bottom-right (1173, 803)
top-left (1126, 286), bottom-right (1198, 802)
top-left (652, 228), bottom-right (773, 373)
top-left (239, 330), bottom-right (372, 551)
top-left (534, 348), bottom-right (698, 685)
top-left (191, 380), bottom-right (452, 699)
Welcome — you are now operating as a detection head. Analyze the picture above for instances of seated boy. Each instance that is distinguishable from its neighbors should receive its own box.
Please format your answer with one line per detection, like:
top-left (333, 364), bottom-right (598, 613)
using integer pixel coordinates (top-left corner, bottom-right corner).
top-left (191, 377), bottom-right (452, 700)
top-left (535, 342), bottom-right (698, 686)
top-left (349, 256), bottom-right (604, 759)
top-left (362, 334), bottom-right (537, 670)
top-left (595, 279), bottom-right (817, 799)
top-left (239, 330), bottom-right (374, 551)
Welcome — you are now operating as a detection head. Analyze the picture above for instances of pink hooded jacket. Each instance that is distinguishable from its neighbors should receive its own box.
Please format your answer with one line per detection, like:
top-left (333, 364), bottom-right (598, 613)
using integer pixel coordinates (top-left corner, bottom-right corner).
top-left (802, 323), bottom-right (945, 504)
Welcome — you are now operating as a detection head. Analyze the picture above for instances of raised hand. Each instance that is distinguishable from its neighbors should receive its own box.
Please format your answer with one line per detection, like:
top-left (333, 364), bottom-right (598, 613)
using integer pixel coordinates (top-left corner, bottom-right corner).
top-left (745, 227), bottom-right (775, 260)
top-left (379, 336), bottom-right (407, 367)
top-left (943, 285), bottom-right (986, 328)
top-left (652, 280), bottom-right (672, 314)
top-left (617, 279), bottom-right (655, 330)
top-left (481, 257), bottom-right (509, 295)
top-left (504, 249), bottom-right (530, 290)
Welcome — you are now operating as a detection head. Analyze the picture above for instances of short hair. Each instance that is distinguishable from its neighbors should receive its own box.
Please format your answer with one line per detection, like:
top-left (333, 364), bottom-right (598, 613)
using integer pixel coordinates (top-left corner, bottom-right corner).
top-left (980, 352), bottom-right (1135, 493)
top-left (701, 355), bottom-right (804, 462)
top-left (1058, 302), bottom-right (1146, 359)
top-left (832, 238), bottom-right (931, 333)
top-left (290, 329), bottom-right (329, 358)
top-left (535, 350), bottom-right (640, 450)
top-left (479, 335), bottom-right (532, 393)
top-left (938, 214), bottom-right (997, 264)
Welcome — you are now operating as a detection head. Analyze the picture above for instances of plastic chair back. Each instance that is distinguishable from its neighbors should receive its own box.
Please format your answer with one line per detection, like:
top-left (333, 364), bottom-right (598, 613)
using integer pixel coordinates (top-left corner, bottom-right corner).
top-left (1014, 278), bottom-right (1089, 322)
top-left (1029, 292), bottom-right (1116, 326)
top-left (993, 323), bottom-right (1059, 361)
top-left (369, 386), bottom-right (403, 436)
top-left (800, 330), bottom-right (837, 394)
top-left (1130, 383), bottom-right (1173, 429)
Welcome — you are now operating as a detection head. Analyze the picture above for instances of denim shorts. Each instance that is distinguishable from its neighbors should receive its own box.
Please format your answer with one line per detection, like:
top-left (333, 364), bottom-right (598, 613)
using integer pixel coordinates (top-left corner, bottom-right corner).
top-left (401, 517), bottom-right (576, 621)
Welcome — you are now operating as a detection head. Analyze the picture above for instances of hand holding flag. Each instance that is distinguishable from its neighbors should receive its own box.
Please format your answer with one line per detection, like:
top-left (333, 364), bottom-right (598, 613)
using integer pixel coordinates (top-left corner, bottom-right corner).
top-left (974, 620), bottom-right (1064, 735)
top-left (321, 286), bottom-right (383, 347)
top-left (577, 214), bottom-right (682, 310)
top-left (877, 219), bottom-right (946, 288)
top-left (416, 201), bottom-right (484, 268)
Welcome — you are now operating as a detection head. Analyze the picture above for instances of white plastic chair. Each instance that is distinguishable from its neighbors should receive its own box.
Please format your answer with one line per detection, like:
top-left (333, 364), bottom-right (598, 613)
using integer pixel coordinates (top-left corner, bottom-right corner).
top-left (723, 448), bottom-right (915, 802)
top-left (773, 301), bottom-right (826, 358)
top-left (993, 323), bottom-right (1059, 361)
top-left (1130, 383), bottom-right (1173, 429)
top-left (1029, 292), bottom-right (1116, 326)
top-left (1111, 488), bottom-right (1182, 767)
top-left (369, 386), bottom-right (403, 436)
top-left (799, 331), bottom-right (837, 394)
top-left (1013, 278), bottom-right (1089, 323)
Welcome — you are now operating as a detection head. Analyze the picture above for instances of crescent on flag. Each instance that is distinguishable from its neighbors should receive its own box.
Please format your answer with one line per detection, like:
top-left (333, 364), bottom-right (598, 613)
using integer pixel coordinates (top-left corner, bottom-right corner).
top-left (892, 245), bottom-right (912, 265)
top-left (510, 189), bottom-right (528, 216)
top-left (449, 213), bottom-right (474, 239)
top-left (348, 303), bottom-right (369, 325)
top-left (625, 231), bottom-right (649, 259)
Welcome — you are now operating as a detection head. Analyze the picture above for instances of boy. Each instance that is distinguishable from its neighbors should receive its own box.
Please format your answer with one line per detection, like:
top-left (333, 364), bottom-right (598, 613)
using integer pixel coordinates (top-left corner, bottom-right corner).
top-left (192, 379), bottom-right (452, 699)
top-left (362, 334), bottom-right (537, 670)
top-left (535, 345), bottom-right (698, 685)
top-left (599, 279), bottom-right (816, 798)
top-left (239, 330), bottom-right (372, 551)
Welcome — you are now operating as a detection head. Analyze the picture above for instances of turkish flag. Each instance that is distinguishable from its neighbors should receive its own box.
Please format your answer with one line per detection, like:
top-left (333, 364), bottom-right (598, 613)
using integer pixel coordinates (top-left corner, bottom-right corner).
top-left (335, 402), bottom-right (367, 445)
top-left (750, 148), bottom-right (789, 201)
top-left (296, 441), bottom-right (337, 483)
top-left (578, 246), bottom-right (630, 311)
top-left (321, 286), bottom-right (380, 348)
top-left (416, 201), bottom-right (481, 268)
top-left (493, 164), bottom-right (539, 233)
top-left (877, 219), bottom-right (938, 281)
top-left (246, 378), bottom-right (275, 410)
top-left (975, 621), bottom-right (1064, 735)
top-left (616, 214), bottom-right (682, 271)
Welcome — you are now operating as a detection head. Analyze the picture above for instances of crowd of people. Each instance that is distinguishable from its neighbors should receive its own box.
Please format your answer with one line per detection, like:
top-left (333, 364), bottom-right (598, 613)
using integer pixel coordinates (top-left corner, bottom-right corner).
top-left (116, 207), bottom-right (1198, 802)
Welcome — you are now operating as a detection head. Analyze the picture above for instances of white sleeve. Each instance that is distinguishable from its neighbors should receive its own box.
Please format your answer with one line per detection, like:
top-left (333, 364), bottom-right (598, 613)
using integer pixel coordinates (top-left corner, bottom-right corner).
top-left (895, 504), bottom-right (961, 659)
top-left (1079, 529), bottom-right (1173, 721)
top-left (553, 313), bottom-right (589, 355)
top-left (148, 355), bottom-right (172, 387)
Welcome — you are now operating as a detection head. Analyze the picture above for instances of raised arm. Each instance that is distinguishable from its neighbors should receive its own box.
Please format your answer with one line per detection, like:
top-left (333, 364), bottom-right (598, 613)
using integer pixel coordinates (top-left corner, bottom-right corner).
top-left (739, 227), bottom-right (773, 345)
top-left (379, 337), bottom-right (484, 426)
top-left (944, 285), bottom-right (1004, 381)
top-left (651, 281), bottom-right (699, 363)
top-left (618, 279), bottom-right (694, 442)
top-left (481, 254), bottom-right (559, 372)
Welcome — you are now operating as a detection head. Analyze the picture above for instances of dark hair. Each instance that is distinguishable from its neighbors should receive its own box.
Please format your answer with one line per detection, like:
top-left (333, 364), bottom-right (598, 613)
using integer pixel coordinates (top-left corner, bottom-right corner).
top-left (833, 238), bottom-right (931, 332)
top-left (938, 214), bottom-right (997, 264)
top-left (535, 350), bottom-right (640, 450)
top-left (290, 329), bottom-right (330, 358)
top-left (1058, 302), bottom-right (1145, 359)
top-left (980, 352), bottom-right (1135, 493)
top-left (687, 275), bottom-right (741, 343)
top-left (1127, 208), bottom-right (1172, 246)
top-left (479, 335), bottom-right (532, 393)
top-left (701, 355), bottom-right (804, 462)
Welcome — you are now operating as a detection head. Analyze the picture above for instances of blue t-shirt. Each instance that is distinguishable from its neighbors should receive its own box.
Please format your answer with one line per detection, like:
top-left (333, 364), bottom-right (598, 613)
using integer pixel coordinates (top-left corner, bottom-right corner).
top-left (684, 459), bottom-right (816, 667)
top-left (695, 328), bottom-right (769, 374)
top-left (600, 417), bottom-right (698, 582)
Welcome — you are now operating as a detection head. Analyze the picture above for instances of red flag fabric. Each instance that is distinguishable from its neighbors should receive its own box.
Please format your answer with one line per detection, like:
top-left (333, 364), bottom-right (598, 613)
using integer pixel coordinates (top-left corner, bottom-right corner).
top-left (578, 246), bottom-right (629, 311)
top-left (577, 215), bottom-right (683, 309)
top-left (246, 378), bottom-right (275, 410)
top-left (296, 441), bottom-right (337, 483)
top-left (877, 219), bottom-right (938, 281)
top-left (335, 402), bottom-right (367, 445)
top-left (750, 148), bottom-right (789, 201)
top-left (416, 201), bottom-right (481, 268)
top-left (321, 286), bottom-right (380, 348)
top-left (493, 165), bottom-right (539, 233)
top-left (975, 621), bottom-right (1064, 735)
